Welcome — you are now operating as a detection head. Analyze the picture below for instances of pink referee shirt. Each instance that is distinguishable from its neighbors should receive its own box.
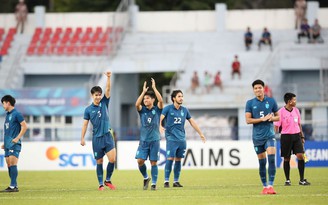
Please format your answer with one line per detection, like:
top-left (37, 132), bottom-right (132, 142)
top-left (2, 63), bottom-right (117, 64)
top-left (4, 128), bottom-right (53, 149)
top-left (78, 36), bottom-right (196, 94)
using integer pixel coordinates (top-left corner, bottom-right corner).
top-left (274, 107), bottom-right (301, 134)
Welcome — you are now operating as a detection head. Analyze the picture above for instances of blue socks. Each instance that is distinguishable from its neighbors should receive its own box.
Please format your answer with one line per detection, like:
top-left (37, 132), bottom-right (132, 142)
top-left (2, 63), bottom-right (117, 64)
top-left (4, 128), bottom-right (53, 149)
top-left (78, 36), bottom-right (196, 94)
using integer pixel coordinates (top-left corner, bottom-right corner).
top-left (268, 154), bottom-right (276, 186)
top-left (138, 164), bottom-right (148, 179)
top-left (173, 161), bottom-right (181, 182)
top-left (106, 162), bottom-right (115, 181)
top-left (96, 164), bottom-right (103, 185)
top-left (259, 158), bottom-right (267, 187)
top-left (9, 166), bottom-right (18, 187)
top-left (151, 165), bottom-right (158, 185)
top-left (164, 160), bottom-right (173, 181)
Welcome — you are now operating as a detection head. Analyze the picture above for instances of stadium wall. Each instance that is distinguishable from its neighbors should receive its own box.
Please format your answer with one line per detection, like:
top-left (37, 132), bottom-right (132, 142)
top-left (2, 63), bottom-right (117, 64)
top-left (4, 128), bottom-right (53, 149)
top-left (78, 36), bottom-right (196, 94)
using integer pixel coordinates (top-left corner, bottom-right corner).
top-left (1, 9), bottom-right (327, 33)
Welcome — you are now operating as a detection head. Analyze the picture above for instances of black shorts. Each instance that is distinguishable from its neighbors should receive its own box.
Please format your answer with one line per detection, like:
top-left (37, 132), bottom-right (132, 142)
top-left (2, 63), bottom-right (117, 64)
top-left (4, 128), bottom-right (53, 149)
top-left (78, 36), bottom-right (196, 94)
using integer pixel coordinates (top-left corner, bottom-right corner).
top-left (280, 133), bottom-right (304, 157)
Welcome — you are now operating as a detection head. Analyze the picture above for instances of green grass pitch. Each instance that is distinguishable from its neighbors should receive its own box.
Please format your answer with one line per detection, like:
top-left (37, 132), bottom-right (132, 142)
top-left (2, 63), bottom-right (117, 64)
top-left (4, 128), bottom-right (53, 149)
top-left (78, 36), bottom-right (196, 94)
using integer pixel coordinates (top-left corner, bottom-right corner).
top-left (0, 168), bottom-right (327, 205)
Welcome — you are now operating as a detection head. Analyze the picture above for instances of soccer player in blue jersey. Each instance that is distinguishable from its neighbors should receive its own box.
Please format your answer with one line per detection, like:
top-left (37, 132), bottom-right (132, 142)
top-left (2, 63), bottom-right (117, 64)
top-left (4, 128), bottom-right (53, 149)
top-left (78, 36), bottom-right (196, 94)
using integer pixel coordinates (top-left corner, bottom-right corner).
top-left (245, 79), bottom-right (279, 195)
top-left (160, 90), bottom-right (206, 188)
top-left (135, 78), bottom-right (163, 191)
top-left (81, 71), bottom-right (116, 191)
top-left (1, 95), bottom-right (27, 192)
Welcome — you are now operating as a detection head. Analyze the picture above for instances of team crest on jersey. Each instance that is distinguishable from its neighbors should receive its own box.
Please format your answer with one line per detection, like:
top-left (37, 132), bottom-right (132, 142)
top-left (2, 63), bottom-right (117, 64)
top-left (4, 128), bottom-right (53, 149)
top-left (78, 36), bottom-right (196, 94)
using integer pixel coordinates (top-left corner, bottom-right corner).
top-left (181, 110), bottom-right (184, 116)
top-left (253, 106), bottom-right (257, 109)
top-left (152, 110), bottom-right (156, 115)
top-left (9, 114), bottom-right (12, 121)
top-left (170, 113), bottom-right (174, 115)
top-left (265, 102), bottom-right (269, 109)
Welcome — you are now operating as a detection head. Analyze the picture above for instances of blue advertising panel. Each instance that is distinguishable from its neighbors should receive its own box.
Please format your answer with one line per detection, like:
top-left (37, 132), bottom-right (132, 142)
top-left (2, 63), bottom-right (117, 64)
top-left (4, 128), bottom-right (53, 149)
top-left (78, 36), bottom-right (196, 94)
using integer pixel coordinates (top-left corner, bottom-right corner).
top-left (276, 140), bottom-right (328, 167)
top-left (0, 88), bottom-right (88, 116)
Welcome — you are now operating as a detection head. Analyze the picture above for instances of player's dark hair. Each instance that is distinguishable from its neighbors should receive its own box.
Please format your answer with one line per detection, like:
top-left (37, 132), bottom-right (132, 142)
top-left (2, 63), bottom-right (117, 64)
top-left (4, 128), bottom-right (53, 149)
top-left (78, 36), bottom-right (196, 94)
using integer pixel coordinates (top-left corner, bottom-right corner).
top-left (144, 90), bottom-right (155, 99)
top-left (90, 86), bottom-right (102, 94)
top-left (252, 79), bottom-right (265, 88)
top-left (171, 90), bottom-right (183, 103)
top-left (284, 92), bottom-right (296, 104)
top-left (1, 95), bottom-right (16, 106)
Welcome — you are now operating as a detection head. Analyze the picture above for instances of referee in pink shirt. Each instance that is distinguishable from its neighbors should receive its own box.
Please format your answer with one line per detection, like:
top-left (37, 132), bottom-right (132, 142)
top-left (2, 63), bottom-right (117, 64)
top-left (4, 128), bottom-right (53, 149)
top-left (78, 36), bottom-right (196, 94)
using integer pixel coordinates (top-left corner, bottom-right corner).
top-left (274, 93), bottom-right (311, 186)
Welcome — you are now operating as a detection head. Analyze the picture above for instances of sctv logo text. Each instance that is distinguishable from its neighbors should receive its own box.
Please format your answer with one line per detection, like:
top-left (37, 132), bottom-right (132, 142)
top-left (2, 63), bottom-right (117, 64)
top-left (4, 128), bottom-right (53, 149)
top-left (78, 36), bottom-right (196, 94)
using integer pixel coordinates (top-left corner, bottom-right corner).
top-left (46, 146), bottom-right (96, 167)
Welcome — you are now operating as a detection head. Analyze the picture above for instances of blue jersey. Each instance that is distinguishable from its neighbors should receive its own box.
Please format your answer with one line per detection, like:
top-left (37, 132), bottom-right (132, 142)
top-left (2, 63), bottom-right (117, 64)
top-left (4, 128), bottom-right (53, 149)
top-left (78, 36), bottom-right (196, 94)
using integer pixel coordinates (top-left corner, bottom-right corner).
top-left (84, 96), bottom-right (111, 138)
top-left (4, 109), bottom-right (24, 150)
top-left (138, 105), bottom-right (162, 142)
top-left (245, 31), bottom-right (252, 38)
top-left (162, 104), bottom-right (191, 142)
top-left (245, 96), bottom-right (278, 146)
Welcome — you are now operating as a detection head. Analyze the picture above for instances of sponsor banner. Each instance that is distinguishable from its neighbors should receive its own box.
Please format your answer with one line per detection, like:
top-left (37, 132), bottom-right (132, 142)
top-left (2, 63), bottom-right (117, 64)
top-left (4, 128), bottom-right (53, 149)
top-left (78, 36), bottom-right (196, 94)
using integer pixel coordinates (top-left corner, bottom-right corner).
top-left (276, 141), bottom-right (328, 167)
top-left (117, 140), bottom-right (259, 170)
top-left (0, 88), bottom-right (87, 116)
top-left (0, 142), bottom-right (97, 171)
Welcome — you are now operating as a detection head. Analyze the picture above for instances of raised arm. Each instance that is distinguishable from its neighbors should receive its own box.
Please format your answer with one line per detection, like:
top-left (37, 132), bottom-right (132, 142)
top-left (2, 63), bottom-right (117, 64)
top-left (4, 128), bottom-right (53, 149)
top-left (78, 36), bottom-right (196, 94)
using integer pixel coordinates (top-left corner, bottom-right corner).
top-left (104, 71), bottom-right (111, 98)
top-left (151, 78), bottom-right (164, 109)
top-left (135, 81), bottom-right (148, 111)
top-left (80, 120), bottom-right (89, 146)
top-left (188, 118), bottom-right (206, 143)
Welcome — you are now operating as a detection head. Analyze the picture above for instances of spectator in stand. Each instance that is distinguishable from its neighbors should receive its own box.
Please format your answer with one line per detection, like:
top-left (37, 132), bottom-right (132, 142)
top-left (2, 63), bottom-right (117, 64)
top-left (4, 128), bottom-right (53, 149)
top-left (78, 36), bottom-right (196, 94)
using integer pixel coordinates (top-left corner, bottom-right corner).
top-left (204, 71), bottom-right (212, 94)
top-left (213, 71), bottom-right (223, 91)
top-left (244, 27), bottom-right (253, 51)
top-left (190, 71), bottom-right (199, 94)
top-left (297, 18), bottom-right (311, 43)
top-left (294, 0), bottom-right (307, 30)
top-left (310, 19), bottom-right (323, 43)
top-left (231, 55), bottom-right (241, 80)
top-left (264, 85), bottom-right (273, 98)
top-left (258, 28), bottom-right (272, 51)
top-left (15, 0), bottom-right (28, 34)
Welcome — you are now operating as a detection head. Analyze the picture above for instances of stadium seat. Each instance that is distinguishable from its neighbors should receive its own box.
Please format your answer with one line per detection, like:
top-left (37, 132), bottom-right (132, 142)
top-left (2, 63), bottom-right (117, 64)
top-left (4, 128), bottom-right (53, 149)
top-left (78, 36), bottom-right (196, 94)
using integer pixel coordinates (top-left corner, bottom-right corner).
top-left (57, 45), bottom-right (65, 55)
top-left (27, 46), bottom-right (36, 56)
top-left (75, 27), bottom-right (82, 34)
top-left (96, 27), bottom-right (102, 34)
top-left (55, 27), bottom-right (63, 34)
top-left (64, 27), bottom-right (73, 34)
top-left (86, 27), bottom-right (92, 34)
top-left (35, 27), bottom-right (42, 34)
top-left (85, 45), bottom-right (95, 55)
top-left (66, 45), bottom-right (76, 55)
top-left (44, 27), bottom-right (52, 36)
top-left (8, 28), bottom-right (16, 35)
top-left (36, 45), bottom-right (46, 55)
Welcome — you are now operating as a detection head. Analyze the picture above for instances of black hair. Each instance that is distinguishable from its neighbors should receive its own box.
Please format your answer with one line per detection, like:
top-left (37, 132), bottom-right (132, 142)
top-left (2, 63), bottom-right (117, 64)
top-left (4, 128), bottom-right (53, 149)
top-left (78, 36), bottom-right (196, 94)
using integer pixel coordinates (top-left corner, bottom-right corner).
top-left (90, 86), bottom-right (102, 94)
top-left (252, 79), bottom-right (265, 88)
top-left (284, 92), bottom-right (296, 104)
top-left (1, 95), bottom-right (16, 106)
top-left (144, 90), bottom-right (155, 99)
top-left (171, 90), bottom-right (183, 103)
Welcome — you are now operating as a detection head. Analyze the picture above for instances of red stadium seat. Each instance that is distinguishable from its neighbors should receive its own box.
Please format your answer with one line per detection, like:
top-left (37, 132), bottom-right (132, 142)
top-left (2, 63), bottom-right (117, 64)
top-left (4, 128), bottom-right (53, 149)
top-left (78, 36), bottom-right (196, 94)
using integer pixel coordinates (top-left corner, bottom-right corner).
top-left (8, 28), bottom-right (16, 35)
top-left (55, 27), bottom-right (63, 34)
top-left (90, 33), bottom-right (100, 43)
top-left (85, 45), bottom-right (95, 55)
top-left (86, 27), bottom-right (92, 34)
top-left (44, 27), bottom-right (52, 36)
top-left (57, 45), bottom-right (65, 55)
top-left (75, 27), bottom-right (82, 34)
top-left (66, 45), bottom-right (76, 55)
top-left (36, 45), bottom-right (46, 55)
top-left (65, 27), bottom-right (73, 34)
top-left (35, 27), bottom-right (42, 34)
top-left (27, 46), bottom-right (36, 55)
top-left (96, 27), bottom-right (102, 34)
top-left (0, 28), bottom-right (4, 35)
